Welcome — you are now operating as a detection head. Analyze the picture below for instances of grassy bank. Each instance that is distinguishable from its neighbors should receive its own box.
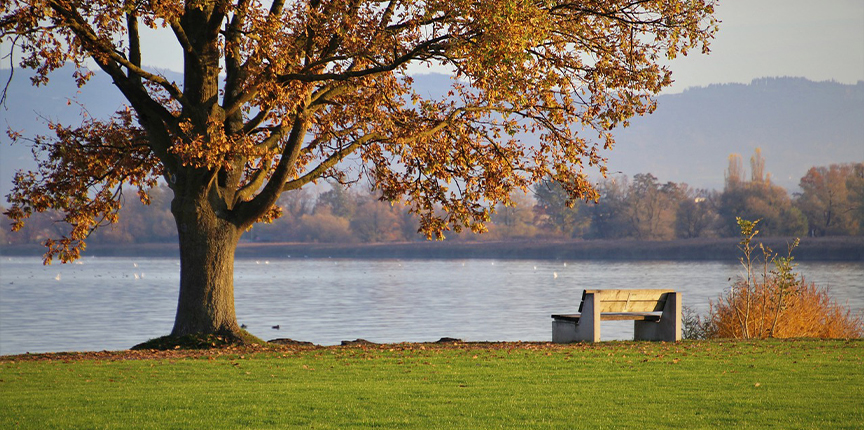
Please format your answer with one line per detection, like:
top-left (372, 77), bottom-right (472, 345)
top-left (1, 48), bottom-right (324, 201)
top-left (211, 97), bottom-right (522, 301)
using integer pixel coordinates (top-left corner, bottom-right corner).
top-left (2, 340), bottom-right (862, 429)
top-left (2, 236), bottom-right (863, 261)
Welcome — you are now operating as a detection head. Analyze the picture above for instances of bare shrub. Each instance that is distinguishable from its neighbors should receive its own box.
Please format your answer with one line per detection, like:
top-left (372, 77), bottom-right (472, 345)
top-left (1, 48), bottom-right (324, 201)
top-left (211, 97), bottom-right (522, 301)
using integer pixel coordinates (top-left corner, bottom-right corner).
top-left (709, 280), bottom-right (864, 339)
top-left (683, 306), bottom-right (715, 340)
top-left (706, 218), bottom-right (863, 339)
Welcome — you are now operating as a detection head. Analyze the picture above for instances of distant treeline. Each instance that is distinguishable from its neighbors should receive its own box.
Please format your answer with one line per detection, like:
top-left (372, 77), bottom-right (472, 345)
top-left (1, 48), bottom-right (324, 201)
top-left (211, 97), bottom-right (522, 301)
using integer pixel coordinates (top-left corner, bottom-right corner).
top-left (3, 151), bottom-right (863, 246)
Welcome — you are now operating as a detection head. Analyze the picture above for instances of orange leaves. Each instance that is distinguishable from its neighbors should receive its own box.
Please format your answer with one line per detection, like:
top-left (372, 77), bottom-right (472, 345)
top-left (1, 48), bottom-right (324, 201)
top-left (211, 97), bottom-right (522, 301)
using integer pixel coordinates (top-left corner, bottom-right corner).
top-left (254, 205), bottom-right (283, 227)
top-left (4, 108), bottom-right (158, 264)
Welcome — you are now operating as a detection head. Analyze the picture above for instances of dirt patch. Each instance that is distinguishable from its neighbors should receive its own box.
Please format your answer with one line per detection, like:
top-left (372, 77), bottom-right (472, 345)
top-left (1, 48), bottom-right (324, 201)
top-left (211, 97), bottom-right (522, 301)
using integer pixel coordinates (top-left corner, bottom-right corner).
top-left (0, 340), bottom-right (599, 362)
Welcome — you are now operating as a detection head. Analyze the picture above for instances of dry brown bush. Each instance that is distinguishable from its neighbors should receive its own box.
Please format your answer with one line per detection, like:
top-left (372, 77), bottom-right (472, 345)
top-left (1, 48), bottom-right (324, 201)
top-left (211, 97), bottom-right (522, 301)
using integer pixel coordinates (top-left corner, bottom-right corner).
top-left (709, 280), bottom-right (863, 339)
top-left (706, 218), bottom-right (863, 339)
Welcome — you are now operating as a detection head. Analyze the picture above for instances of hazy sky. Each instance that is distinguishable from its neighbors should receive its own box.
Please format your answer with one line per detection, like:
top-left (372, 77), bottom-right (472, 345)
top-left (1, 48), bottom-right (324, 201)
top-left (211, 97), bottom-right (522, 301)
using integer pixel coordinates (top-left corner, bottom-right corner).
top-left (1, 1), bottom-right (861, 91)
top-left (121, 0), bottom-right (864, 93)
top-left (662, 0), bottom-right (864, 92)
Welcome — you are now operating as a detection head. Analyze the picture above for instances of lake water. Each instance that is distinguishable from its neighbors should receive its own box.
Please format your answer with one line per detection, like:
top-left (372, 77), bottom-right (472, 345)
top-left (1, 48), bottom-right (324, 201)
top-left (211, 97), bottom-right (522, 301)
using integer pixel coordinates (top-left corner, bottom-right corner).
top-left (1, 257), bottom-right (862, 355)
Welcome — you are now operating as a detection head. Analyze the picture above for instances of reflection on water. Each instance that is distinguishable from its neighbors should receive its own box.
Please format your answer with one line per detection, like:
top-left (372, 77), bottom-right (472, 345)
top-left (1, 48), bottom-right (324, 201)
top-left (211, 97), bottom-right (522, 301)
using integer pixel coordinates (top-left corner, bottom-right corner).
top-left (1, 257), bottom-right (861, 355)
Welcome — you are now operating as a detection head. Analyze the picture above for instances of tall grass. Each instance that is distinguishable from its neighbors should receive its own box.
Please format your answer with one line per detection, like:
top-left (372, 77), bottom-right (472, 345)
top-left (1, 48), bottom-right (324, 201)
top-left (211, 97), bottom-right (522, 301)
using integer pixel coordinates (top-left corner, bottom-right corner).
top-left (704, 218), bottom-right (863, 339)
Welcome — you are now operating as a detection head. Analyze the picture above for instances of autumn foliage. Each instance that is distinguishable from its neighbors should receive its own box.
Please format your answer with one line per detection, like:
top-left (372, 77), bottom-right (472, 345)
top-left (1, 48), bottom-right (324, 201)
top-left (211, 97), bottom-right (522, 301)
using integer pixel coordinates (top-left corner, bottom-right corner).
top-left (710, 282), bottom-right (864, 339)
top-left (706, 219), bottom-right (863, 339)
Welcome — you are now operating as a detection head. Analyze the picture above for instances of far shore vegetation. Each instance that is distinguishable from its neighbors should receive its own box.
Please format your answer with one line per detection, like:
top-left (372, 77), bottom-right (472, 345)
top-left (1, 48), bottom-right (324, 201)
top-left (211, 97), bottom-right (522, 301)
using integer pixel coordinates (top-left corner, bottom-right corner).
top-left (4, 156), bottom-right (862, 251)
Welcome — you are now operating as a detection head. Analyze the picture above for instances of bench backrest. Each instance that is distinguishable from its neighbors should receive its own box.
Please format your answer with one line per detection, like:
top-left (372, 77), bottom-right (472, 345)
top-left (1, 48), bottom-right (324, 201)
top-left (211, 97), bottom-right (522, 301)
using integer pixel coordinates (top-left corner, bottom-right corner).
top-left (578, 289), bottom-right (674, 313)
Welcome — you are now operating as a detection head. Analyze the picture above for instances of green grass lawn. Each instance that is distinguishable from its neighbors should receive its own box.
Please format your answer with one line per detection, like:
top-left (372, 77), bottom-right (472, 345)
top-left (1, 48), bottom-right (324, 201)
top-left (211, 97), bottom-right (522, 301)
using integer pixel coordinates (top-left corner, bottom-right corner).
top-left (1, 339), bottom-right (862, 429)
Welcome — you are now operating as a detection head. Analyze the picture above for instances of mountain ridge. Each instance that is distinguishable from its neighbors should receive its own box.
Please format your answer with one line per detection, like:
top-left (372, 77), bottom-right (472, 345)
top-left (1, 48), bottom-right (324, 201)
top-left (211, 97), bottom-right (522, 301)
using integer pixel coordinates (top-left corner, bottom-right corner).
top-left (2, 69), bottom-right (861, 198)
top-left (610, 77), bottom-right (863, 190)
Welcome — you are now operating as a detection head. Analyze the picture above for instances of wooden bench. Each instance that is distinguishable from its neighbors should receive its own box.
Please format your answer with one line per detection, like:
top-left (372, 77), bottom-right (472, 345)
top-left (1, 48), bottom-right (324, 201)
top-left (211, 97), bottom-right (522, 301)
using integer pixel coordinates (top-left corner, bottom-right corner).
top-left (551, 289), bottom-right (681, 343)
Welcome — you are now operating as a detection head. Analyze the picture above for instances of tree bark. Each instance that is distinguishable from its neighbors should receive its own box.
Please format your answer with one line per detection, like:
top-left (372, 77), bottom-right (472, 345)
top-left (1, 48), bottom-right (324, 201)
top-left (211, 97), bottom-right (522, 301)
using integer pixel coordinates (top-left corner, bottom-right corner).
top-left (170, 191), bottom-right (243, 338)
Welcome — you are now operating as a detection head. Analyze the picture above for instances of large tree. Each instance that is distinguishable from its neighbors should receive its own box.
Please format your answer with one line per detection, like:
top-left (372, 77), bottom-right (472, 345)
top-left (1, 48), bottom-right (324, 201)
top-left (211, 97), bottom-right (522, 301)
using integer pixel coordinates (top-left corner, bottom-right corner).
top-left (796, 163), bottom-right (861, 236)
top-left (719, 150), bottom-right (807, 237)
top-left (623, 173), bottom-right (675, 240)
top-left (2, 0), bottom-right (716, 342)
top-left (533, 178), bottom-right (591, 238)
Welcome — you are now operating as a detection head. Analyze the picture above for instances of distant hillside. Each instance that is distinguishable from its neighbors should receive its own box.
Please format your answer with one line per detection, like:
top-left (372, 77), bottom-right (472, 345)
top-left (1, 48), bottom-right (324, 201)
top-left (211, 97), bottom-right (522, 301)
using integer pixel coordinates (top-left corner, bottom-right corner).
top-left (611, 78), bottom-right (864, 190)
top-left (2, 69), bottom-right (862, 198)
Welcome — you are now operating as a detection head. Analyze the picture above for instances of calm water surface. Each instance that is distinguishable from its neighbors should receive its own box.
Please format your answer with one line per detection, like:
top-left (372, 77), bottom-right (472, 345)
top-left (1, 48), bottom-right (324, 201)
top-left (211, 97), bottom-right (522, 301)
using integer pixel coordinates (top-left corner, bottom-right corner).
top-left (1, 257), bottom-right (862, 355)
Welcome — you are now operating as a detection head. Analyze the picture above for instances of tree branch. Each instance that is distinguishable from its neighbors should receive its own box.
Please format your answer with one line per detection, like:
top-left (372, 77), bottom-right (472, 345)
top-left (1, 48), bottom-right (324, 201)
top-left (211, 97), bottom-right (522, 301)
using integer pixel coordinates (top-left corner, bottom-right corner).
top-left (277, 35), bottom-right (450, 84)
top-left (233, 157), bottom-right (272, 205)
top-left (233, 111), bottom-right (310, 227)
top-left (269, 0), bottom-right (286, 17)
top-left (223, 0), bottom-right (250, 134)
top-left (283, 132), bottom-right (382, 192)
top-left (125, 12), bottom-right (141, 86)
top-left (47, 1), bottom-right (187, 105)
top-left (167, 17), bottom-right (198, 74)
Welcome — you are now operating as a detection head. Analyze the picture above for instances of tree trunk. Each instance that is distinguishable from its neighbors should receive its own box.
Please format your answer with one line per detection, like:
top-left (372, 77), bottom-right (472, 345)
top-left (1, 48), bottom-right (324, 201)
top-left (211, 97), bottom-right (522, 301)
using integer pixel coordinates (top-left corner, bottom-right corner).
top-left (170, 193), bottom-right (243, 338)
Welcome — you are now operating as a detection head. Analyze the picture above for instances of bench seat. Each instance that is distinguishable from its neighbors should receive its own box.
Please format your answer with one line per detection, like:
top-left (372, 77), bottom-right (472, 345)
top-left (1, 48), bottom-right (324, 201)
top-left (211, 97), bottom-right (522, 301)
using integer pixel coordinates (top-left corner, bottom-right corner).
top-left (551, 312), bottom-right (663, 322)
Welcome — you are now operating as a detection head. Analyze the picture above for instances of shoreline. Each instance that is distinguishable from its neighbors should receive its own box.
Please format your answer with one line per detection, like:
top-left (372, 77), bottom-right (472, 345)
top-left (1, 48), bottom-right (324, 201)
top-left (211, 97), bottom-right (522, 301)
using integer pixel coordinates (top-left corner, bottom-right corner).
top-left (3, 338), bottom-right (859, 361)
top-left (2, 236), bottom-right (862, 261)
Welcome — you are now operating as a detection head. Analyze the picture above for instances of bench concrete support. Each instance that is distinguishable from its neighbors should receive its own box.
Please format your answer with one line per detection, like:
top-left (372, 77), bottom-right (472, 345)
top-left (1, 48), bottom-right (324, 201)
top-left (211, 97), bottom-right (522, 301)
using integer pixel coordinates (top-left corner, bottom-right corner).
top-left (633, 291), bottom-right (681, 341)
top-left (552, 319), bottom-right (578, 343)
top-left (551, 291), bottom-right (600, 343)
